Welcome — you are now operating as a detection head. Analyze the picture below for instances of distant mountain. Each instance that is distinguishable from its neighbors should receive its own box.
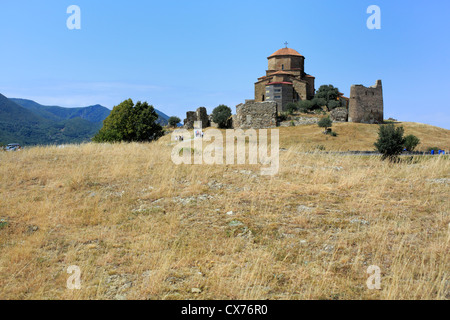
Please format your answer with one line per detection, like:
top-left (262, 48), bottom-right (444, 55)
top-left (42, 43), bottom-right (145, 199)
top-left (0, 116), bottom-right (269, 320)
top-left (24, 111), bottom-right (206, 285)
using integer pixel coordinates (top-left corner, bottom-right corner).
top-left (153, 109), bottom-right (170, 126)
top-left (11, 98), bottom-right (170, 126)
top-left (10, 98), bottom-right (111, 123)
top-left (0, 93), bottom-right (103, 146)
top-left (0, 95), bottom-right (171, 146)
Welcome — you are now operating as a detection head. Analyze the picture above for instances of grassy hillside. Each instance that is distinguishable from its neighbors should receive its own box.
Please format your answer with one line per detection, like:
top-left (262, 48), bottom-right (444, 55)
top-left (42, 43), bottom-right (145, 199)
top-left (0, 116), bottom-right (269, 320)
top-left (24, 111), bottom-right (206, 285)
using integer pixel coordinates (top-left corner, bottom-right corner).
top-left (279, 122), bottom-right (450, 152)
top-left (0, 128), bottom-right (448, 300)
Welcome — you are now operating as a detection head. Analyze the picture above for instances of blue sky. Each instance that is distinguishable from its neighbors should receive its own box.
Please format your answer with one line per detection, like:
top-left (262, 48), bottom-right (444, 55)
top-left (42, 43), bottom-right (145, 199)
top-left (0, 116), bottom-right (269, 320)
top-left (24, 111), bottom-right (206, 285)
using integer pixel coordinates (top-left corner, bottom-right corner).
top-left (1, 0), bottom-right (449, 129)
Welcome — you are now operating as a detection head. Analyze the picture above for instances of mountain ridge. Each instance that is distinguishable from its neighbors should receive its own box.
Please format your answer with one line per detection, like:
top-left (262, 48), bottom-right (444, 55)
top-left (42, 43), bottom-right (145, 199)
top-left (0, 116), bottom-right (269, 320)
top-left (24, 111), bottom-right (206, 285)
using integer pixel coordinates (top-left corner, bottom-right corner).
top-left (1, 95), bottom-right (170, 145)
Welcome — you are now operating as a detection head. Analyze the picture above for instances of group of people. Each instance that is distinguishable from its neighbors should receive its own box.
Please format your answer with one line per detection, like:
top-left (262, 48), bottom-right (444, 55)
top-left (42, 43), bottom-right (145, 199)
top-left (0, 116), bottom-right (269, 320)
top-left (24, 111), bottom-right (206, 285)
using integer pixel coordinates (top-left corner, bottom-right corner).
top-left (174, 130), bottom-right (204, 142)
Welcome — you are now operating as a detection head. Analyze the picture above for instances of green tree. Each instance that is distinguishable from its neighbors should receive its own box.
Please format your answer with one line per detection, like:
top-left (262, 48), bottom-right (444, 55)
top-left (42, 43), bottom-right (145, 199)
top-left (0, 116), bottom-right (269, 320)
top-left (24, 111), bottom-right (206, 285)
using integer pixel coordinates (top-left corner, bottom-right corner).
top-left (404, 134), bottom-right (420, 152)
top-left (374, 123), bottom-right (406, 160)
top-left (311, 97), bottom-right (327, 110)
top-left (168, 116), bottom-right (181, 128)
top-left (318, 116), bottom-right (333, 131)
top-left (327, 100), bottom-right (341, 111)
top-left (315, 85), bottom-right (340, 103)
top-left (211, 105), bottom-right (232, 128)
top-left (93, 99), bottom-right (163, 143)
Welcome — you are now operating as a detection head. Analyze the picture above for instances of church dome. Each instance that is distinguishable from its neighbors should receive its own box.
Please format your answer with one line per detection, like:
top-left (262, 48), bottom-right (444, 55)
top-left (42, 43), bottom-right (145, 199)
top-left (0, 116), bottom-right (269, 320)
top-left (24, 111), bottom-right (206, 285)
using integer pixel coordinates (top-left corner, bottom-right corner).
top-left (268, 48), bottom-right (303, 58)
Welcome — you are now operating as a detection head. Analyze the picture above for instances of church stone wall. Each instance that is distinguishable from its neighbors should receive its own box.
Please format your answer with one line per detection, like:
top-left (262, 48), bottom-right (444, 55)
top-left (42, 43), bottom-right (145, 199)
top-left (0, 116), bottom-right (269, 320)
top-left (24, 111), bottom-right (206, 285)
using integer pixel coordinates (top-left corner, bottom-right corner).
top-left (292, 80), bottom-right (308, 101)
top-left (255, 81), bottom-right (267, 102)
top-left (348, 80), bottom-right (384, 124)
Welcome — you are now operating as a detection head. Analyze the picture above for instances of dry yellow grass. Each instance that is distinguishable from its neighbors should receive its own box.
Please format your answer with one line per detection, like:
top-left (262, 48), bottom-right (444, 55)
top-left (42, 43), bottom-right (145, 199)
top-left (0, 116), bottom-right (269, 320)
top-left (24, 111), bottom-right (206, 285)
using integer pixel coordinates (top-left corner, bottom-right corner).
top-left (0, 124), bottom-right (449, 300)
top-left (280, 121), bottom-right (450, 151)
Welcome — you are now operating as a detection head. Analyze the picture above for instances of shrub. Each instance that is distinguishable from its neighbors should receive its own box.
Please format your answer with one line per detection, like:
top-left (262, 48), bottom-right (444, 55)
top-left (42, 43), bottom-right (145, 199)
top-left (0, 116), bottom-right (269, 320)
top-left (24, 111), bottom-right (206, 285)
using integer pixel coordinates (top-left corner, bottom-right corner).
top-left (286, 102), bottom-right (298, 115)
top-left (298, 100), bottom-right (312, 113)
top-left (318, 117), bottom-right (333, 130)
top-left (278, 112), bottom-right (288, 122)
top-left (168, 116), bottom-right (181, 128)
top-left (327, 100), bottom-right (341, 111)
top-left (374, 123), bottom-right (406, 161)
top-left (311, 98), bottom-right (327, 110)
top-left (404, 135), bottom-right (420, 152)
top-left (0, 219), bottom-right (8, 230)
top-left (212, 105), bottom-right (232, 128)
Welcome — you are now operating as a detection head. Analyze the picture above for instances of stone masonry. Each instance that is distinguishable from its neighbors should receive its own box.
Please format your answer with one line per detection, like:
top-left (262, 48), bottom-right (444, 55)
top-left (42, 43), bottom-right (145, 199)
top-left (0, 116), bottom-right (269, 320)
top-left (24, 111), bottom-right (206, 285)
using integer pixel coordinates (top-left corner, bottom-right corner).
top-left (184, 107), bottom-right (210, 129)
top-left (348, 80), bottom-right (384, 124)
top-left (330, 107), bottom-right (349, 122)
top-left (255, 47), bottom-right (315, 112)
top-left (234, 101), bottom-right (278, 129)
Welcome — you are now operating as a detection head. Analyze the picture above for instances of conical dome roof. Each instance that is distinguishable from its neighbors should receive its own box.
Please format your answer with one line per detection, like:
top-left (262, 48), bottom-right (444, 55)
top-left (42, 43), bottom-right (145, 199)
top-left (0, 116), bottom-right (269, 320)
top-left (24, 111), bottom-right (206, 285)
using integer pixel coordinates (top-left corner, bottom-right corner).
top-left (268, 48), bottom-right (303, 58)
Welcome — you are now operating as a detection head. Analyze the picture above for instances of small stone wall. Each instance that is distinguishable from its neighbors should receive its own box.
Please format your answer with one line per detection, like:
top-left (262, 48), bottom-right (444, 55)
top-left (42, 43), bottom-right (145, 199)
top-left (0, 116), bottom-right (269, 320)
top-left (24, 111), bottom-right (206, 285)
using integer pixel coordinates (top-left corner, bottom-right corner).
top-left (279, 117), bottom-right (320, 127)
top-left (234, 101), bottom-right (278, 129)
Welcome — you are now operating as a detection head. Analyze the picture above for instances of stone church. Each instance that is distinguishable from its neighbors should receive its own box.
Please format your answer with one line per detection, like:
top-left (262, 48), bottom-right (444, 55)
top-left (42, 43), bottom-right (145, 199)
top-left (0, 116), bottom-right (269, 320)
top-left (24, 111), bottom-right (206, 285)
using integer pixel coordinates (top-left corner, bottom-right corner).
top-left (254, 47), bottom-right (315, 113)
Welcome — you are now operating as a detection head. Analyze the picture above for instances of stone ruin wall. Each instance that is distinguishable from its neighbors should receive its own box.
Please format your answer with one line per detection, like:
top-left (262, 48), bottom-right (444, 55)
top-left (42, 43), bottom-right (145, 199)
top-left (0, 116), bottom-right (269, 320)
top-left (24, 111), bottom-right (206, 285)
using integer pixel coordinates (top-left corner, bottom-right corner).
top-left (184, 107), bottom-right (210, 129)
top-left (233, 101), bottom-right (278, 129)
top-left (348, 80), bottom-right (384, 124)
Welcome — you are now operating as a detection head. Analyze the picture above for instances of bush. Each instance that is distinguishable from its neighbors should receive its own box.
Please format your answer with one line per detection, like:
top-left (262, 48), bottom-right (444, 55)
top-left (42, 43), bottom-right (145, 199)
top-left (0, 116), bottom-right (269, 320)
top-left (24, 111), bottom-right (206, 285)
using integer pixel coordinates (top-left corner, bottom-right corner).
top-left (93, 99), bottom-right (163, 143)
top-left (278, 112), bottom-right (288, 122)
top-left (212, 105), bottom-right (232, 128)
top-left (404, 135), bottom-right (420, 152)
top-left (374, 123), bottom-right (406, 161)
top-left (327, 100), bottom-right (341, 111)
top-left (286, 102), bottom-right (298, 114)
top-left (298, 100), bottom-right (312, 113)
top-left (311, 98), bottom-right (327, 110)
top-left (318, 117), bottom-right (333, 130)
top-left (168, 116), bottom-right (181, 128)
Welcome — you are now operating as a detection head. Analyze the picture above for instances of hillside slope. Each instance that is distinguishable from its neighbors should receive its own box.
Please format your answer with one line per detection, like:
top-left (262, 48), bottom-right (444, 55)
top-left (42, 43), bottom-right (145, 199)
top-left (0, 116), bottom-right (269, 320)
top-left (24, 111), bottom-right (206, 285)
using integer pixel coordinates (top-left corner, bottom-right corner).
top-left (277, 122), bottom-right (450, 151)
top-left (0, 140), bottom-right (447, 300)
